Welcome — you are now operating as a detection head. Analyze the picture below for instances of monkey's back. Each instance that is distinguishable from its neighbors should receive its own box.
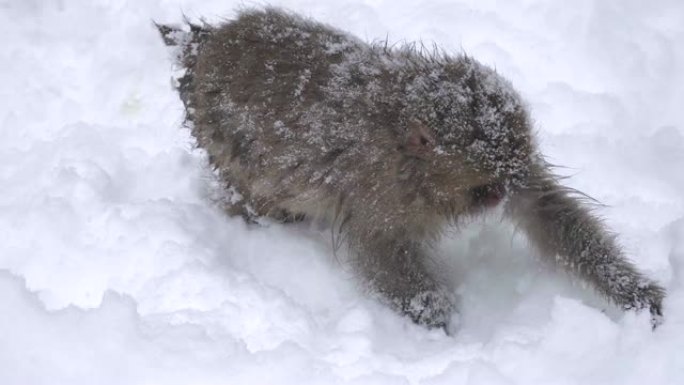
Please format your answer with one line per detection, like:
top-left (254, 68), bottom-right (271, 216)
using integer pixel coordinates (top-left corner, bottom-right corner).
top-left (190, 9), bottom-right (417, 219)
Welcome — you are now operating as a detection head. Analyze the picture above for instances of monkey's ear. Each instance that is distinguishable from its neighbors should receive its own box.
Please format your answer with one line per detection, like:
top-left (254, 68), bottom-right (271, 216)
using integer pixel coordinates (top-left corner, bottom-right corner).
top-left (404, 121), bottom-right (436, 156)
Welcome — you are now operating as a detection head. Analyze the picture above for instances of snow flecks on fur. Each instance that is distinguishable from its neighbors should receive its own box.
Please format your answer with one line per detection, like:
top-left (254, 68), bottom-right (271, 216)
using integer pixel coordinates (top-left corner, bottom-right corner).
top-left (4, 1), bottom-right (681, 383)
top-left (159, 8), bottom-right (666, 333)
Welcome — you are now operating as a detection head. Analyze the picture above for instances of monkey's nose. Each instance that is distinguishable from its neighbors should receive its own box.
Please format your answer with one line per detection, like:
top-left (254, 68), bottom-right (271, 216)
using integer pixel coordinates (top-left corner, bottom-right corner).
top-left (471, 183), bottom-right (506, 207)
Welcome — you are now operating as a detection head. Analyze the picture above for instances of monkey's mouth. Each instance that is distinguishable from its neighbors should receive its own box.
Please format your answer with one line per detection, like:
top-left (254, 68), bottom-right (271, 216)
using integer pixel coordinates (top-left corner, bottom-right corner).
top-left (470, 183), bottom-right (506, 207)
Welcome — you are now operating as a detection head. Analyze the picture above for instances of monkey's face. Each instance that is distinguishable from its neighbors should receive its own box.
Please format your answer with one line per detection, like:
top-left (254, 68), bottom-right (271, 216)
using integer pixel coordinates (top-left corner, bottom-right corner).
top-left (398, 124), bottom-right (525, 218)
top-left (402, 60), bottom-right (534, 216)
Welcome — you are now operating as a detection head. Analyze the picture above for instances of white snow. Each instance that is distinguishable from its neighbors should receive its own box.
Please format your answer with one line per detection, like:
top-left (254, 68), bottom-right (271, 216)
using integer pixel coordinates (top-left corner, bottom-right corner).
top-left (2, 0), bottom-right (684, 384)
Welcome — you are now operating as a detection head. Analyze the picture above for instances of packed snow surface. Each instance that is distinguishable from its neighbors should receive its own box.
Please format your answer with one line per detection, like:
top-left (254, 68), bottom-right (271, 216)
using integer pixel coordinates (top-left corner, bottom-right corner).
top-left (1, 0), bottom-right (684, 384)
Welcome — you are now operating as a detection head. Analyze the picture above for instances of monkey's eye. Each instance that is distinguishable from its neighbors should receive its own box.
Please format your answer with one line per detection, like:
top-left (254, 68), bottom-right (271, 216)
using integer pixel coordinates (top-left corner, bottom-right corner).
top-left (419, 135), bottom-right (430, 146)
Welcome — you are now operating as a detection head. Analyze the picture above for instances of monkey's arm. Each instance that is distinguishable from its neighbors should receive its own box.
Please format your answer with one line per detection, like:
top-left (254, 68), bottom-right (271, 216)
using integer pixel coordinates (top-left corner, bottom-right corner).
top-left (507, 166), bottom-right (665, 325)
top-left (349, 227), bottom-right (455, 329)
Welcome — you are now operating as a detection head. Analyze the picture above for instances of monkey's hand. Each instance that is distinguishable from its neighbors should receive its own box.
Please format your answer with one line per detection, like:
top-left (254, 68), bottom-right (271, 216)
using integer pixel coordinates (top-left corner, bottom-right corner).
top-left (624, 281), bottom-right (665, 329)
top-left (398, 288), bottom-right (456, 330)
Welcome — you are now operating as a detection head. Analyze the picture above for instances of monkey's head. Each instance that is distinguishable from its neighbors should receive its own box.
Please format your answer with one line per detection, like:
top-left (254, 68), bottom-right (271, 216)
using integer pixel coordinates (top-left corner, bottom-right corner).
top-left (399, 56), bottom-right (534, 217)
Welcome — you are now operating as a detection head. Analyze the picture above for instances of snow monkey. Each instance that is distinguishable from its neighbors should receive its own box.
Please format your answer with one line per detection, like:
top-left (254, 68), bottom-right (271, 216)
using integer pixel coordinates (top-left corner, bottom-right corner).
top-left (156, 8), bottom-right (665, 329)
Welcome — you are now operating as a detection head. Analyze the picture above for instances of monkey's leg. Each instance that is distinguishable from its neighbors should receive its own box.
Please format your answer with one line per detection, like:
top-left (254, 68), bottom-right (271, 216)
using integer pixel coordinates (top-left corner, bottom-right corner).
top-left (508, 171), bottom-right (665, 326)
top-left (351, 230), bottom-right (455, 329)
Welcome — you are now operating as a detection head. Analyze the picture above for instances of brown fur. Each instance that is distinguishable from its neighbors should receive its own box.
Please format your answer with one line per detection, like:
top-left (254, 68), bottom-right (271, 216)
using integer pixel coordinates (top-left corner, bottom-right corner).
top-left (157, 8), bottom-right (665, 329)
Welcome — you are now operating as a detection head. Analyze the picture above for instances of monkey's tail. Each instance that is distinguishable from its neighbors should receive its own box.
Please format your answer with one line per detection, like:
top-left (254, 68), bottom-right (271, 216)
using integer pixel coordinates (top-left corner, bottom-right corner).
top-left (154, 19), bottom-right (211, 120)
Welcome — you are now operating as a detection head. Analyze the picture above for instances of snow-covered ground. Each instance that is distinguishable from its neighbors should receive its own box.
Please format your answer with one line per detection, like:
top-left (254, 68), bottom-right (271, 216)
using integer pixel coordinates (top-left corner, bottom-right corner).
top-left (2, 0), bottom-right (683, 383)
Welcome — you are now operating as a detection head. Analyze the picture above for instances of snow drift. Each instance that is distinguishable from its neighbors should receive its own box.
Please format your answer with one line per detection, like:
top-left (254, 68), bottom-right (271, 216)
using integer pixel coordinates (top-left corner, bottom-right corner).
top-left (1, 0), bottom-right (683, 384)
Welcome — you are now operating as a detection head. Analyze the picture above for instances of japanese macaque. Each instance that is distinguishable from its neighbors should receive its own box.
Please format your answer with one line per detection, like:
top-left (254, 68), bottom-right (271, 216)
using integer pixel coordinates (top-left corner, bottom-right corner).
top-left (157, 8), bottom-right (664, 329)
